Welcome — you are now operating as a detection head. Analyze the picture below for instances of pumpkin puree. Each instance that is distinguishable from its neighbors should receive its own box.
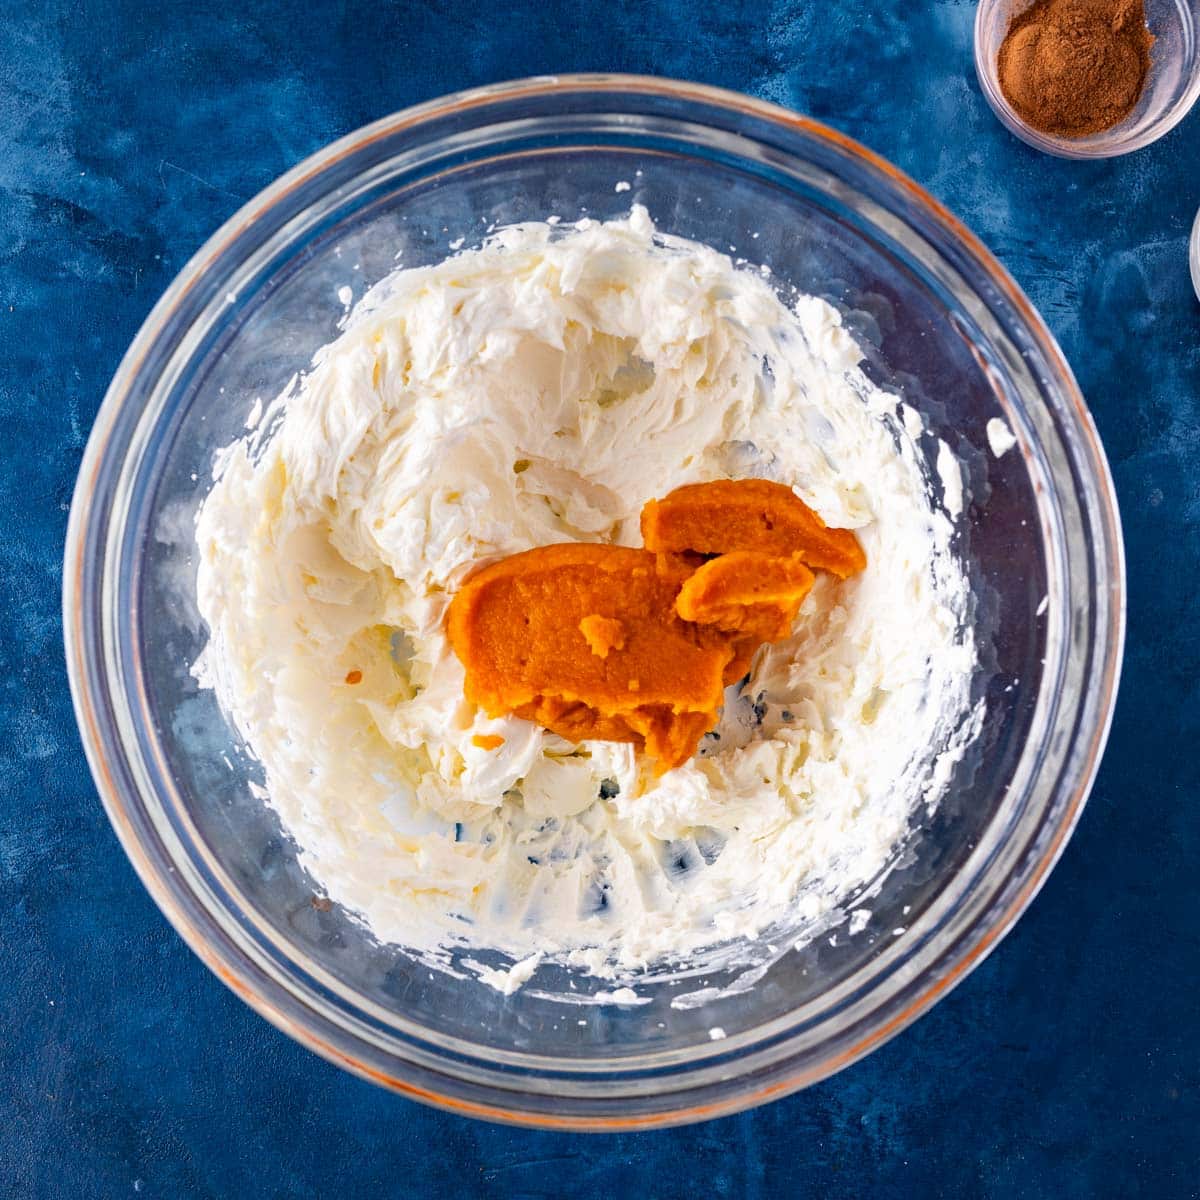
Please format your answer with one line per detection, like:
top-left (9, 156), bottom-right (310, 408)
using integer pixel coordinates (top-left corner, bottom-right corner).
top-left (446, 480), bottom-right (865, 772)
top-left (641, 478), bottom-right (866, 577)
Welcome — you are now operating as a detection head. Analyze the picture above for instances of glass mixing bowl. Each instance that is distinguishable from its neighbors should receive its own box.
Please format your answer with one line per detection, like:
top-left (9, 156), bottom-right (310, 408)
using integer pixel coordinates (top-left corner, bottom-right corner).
top-left (64, 75), bottom-right (1125, 1128)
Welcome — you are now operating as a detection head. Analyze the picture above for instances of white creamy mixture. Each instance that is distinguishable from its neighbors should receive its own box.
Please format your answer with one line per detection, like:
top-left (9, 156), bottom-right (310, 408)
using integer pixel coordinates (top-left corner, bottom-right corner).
top-left (987, 416), bottom-right (1018, 458)
top-left (195, 209), bottom-right (978, 987)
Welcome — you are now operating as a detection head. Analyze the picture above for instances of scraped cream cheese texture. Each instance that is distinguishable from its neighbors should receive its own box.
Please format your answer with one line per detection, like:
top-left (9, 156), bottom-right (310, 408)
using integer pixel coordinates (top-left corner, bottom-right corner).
top-left (195, 209), bottom-right (978, 984)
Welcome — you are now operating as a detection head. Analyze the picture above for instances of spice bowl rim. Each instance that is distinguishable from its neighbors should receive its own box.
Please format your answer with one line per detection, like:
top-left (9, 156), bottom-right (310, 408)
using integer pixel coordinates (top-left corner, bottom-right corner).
top-left (973, 0), bottom-right (1200, 159)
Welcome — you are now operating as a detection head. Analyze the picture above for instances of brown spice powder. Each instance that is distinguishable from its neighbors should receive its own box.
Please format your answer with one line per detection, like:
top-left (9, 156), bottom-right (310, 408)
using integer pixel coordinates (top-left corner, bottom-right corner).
top-left (997, 0), bottom-right (1154, 137)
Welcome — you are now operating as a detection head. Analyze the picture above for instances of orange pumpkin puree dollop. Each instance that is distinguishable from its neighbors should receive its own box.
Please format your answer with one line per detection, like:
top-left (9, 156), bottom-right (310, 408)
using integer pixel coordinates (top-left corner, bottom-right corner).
top-left (446, 479), bottom-right (865, 772)
top-left (641, 478), bottom-right (866, 578)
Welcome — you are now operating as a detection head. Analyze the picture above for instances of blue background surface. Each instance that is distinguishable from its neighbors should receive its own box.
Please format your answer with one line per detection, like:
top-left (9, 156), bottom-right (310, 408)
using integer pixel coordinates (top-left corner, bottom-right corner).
top-left (2, 0), bottom-right (1197, 1195)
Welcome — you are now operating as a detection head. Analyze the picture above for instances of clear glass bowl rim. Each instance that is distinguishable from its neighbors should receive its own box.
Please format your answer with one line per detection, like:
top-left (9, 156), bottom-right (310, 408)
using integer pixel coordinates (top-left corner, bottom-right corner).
top-left (973, 0), bottom-right (1200, 159)
top-left (63, 73), bottom-right (1126, 1129)
top-left (1190, 205), bottom-right (1200, 298)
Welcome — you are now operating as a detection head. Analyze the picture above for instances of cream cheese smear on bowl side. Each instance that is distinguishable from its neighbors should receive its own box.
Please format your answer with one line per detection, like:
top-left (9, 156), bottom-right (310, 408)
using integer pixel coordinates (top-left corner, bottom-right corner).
top-left (194, 207), bottom-right (982, 999)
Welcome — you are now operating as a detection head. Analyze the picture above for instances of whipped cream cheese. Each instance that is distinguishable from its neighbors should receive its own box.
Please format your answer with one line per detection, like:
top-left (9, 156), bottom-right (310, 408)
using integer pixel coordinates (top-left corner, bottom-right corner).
top-left (987, 416), bottom-right (1018, 458)
top-left (195, 208), bottom-right (979, 988)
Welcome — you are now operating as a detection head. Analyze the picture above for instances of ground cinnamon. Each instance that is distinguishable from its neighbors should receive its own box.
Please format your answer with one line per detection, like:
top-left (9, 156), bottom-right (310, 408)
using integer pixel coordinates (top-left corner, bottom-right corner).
top-left (997, 0), bottom-right (1154, 137)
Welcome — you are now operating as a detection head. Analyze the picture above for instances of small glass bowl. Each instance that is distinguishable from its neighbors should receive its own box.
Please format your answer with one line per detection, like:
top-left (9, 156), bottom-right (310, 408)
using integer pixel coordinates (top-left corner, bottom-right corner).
top-left (1191, 207), bottom-right (1200, 299)
top-left (975, 0), bottom-right (1200, 158)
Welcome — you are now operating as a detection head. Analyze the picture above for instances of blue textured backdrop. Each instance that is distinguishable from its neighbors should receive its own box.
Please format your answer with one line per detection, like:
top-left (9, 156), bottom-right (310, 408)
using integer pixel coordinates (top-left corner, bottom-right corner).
top-left (2, 1), bottom-right (1197, 1195)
